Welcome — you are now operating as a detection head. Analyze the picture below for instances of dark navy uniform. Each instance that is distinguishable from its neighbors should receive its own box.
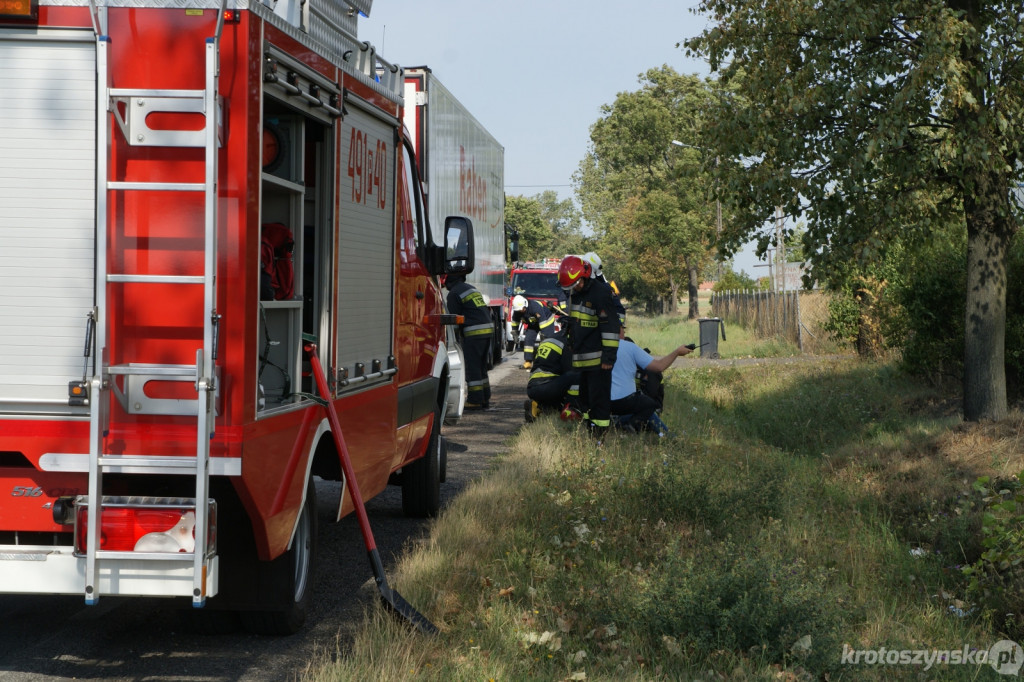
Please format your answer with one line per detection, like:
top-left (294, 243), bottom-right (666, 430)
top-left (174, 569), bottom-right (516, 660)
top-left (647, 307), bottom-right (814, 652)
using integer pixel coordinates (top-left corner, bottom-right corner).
top-left (446, 276), bottom-right (492, 408)
top-left (567, 277), bottom-right (620, 433)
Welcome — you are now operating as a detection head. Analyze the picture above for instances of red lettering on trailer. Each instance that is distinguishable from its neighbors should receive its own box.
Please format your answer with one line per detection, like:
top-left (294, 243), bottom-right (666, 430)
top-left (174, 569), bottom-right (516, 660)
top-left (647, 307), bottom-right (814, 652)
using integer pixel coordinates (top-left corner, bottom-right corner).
top-left (459, 146), bottom-right (487, 222)
top-left (348, 128), bottom-right (387, 209)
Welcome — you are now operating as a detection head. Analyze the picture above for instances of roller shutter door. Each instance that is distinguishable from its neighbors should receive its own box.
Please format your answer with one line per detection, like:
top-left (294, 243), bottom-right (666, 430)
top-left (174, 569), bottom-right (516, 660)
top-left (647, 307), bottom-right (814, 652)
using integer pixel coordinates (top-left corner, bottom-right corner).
top-left (335, 104), bottom-right (395, 381)
top-left (0, 31), bottom-right (96, 413)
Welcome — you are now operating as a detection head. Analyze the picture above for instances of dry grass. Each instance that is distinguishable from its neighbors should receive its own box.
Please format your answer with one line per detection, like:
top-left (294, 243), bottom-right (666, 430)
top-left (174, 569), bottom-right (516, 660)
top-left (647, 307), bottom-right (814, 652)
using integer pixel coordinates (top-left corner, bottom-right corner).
top-left (305, 357), bottom-right (1024, 681)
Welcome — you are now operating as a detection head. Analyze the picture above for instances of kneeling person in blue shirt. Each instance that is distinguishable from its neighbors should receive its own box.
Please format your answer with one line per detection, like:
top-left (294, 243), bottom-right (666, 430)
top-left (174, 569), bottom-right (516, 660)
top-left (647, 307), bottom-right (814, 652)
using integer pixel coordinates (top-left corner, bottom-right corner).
top-left (611, 320), bottom-right (693, 435)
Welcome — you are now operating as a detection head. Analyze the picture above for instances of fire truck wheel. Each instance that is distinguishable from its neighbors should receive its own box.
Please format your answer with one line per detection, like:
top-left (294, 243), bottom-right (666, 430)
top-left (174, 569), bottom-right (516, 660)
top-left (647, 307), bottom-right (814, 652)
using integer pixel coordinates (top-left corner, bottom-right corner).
top-left (402, 408), bottom-right (442, 517)
top-left (185, 607), bottom-right (242, 635)
top-left (244, 477), bottom-right (319, 635)
top-left (439, 434), bottom-right (449, 483)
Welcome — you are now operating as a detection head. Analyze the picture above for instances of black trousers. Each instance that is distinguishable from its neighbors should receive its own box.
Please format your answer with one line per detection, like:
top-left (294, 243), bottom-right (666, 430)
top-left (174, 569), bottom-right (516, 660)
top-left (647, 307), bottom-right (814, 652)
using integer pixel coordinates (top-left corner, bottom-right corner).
top-left (463, 336), bottom-right (491, 406)
top-left (527, 371), bottom-right (581, 410)
top-left (578, 366), bottom-right (612, 429)
top-left (610, 391), bottom-right (660, 428)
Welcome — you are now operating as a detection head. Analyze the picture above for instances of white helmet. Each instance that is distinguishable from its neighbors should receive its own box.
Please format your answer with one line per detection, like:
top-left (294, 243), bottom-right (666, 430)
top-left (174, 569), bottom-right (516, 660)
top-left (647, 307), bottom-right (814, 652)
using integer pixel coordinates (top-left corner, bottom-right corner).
top-left (583, 252), bottom-right (602, 278)
top-left (512, 295), bottom-right (528, 312)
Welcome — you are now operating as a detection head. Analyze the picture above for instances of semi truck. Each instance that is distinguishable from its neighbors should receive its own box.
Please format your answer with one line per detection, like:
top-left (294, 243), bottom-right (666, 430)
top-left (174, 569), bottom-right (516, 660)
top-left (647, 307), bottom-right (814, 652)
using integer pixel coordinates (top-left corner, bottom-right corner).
top-left (402, 67), bottom-right (506, 421)
top-left (0, 0), bottom-right (469, 634)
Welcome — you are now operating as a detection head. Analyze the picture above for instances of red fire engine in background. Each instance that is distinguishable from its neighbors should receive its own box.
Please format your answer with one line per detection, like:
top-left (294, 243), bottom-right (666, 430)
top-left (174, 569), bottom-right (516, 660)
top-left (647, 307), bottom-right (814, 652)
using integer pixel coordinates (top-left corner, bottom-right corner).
top-left (505, 258), bottom-right (565, 350)
top-left (0, 0), bottom-right (469, 633)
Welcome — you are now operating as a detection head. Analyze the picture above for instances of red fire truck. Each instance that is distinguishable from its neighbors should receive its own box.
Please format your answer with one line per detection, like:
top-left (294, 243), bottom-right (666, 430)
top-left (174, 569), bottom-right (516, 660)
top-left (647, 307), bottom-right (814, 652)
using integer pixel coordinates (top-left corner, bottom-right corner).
top-left (505, 258), bottom-right (565, 350)
top-left (0, 0), bottom-right (469, 634)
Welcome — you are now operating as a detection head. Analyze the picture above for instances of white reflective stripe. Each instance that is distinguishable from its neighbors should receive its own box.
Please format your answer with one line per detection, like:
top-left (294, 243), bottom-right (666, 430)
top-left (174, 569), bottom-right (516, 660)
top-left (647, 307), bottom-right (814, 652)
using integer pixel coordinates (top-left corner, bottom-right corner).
top-left (541, 338), bottom-right (565, 350)
top-left (570, 302), bottom-right (597, 316)
top-left (464, 323), bottom-right (492, 334)
top-left (573, 351), bottom-right (602, 361)
top-left (601, 333), bottom-right (619, 340)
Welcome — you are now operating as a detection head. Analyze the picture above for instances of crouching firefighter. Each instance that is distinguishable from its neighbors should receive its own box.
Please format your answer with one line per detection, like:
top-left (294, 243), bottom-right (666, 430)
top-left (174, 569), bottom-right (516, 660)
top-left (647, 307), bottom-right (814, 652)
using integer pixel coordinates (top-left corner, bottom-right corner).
top-left (525, 328), bottom-right (581, 422)
top-left (558, 255), bottom-right (621, 438)
top-left (445, 274), bottom-right (492, 409)
top-left (512, 294), bottom-right (555, 369)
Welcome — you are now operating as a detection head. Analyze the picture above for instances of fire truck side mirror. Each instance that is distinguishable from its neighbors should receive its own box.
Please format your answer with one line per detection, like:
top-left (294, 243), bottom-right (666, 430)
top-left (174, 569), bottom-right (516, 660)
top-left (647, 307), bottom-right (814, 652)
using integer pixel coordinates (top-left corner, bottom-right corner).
top-left (443, 216), bottom-right (475, 276)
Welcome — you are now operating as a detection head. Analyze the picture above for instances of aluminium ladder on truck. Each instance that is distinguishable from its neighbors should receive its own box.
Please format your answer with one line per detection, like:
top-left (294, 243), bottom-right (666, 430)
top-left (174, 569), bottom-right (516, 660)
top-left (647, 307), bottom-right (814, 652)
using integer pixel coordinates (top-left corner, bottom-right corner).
top-left (83, 0), bottom-right (226, 607)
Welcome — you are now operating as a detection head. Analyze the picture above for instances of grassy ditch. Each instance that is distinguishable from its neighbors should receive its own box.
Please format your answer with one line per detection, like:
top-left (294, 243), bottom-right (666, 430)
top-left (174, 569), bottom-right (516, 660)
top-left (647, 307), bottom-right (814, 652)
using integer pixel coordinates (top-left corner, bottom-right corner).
top-left (307, 316), bottom-right (1024, 681)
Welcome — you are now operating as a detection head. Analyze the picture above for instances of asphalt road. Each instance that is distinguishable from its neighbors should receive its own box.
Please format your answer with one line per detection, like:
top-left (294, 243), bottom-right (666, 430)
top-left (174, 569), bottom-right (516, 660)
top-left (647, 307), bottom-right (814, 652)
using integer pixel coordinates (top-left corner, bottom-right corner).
top-left (0, 354), bottom-right (530, 682)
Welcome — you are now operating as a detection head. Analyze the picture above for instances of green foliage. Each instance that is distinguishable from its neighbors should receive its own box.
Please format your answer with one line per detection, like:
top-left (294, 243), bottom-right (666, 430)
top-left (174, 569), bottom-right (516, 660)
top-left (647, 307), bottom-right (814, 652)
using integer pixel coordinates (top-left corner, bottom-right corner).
top-left (505, 195), bottom-right (551, 262)
top-left (963, 474), bottom-right (1024, 638)
top-left (630, 541), bottom-right (840, 673)
top-left (712, 265), bottom-right (759, 292)
top-left (574, 66), bottom-right (721, 310)
top-left (886, 236), bottom-right (967, 382)
top-left (506, 192), bottom-right (591, 263)
top-left (686, 0), bottom-right (1024, 419)
top-left (535, 190), bottom-right (590, 257)
top-left (823, 294), bottom-right (860, 346)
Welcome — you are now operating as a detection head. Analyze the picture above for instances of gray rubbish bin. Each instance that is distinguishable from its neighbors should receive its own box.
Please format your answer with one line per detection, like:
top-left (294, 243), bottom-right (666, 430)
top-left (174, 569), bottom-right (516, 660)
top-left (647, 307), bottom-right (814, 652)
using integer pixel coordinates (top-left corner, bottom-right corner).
top-left (698, 317), bottom-right (726, 359)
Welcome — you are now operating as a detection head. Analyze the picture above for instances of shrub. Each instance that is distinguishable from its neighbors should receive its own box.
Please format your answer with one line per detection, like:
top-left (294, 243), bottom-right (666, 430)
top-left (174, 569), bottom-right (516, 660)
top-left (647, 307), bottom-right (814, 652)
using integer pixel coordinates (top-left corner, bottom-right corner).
top-left (636, 539), bottom-right (841, 674)
top-left (963, 473), bottom-right (1024, 639)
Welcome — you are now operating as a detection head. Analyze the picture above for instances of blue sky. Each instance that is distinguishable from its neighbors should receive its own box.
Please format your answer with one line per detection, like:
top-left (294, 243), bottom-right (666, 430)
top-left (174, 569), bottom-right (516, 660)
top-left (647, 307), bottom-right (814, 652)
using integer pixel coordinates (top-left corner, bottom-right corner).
top-left (360, 0), bottom-right (764, 276)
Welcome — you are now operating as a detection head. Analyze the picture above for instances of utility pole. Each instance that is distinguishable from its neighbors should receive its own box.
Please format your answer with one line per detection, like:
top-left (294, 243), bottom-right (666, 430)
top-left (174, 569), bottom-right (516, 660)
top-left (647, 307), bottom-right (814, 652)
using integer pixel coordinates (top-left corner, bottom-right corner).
top-left (775, 206), bottom-right (786, 293)
top-left (671, 140), bottom-right (723, 280)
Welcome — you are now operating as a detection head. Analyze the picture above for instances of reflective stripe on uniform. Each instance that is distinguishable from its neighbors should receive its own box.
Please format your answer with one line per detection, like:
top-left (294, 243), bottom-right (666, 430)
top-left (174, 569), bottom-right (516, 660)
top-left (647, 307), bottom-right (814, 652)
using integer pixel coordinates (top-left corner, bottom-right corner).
top-left (459, 289), bottom-right (487, 307)
top-left (573, 351), bottom-right (602, 363)
top-left (539, 337), bottom-right (565, 351)
top-left (464, 323), bottom-right (492, 337)
top-left (601, 332), bottom-right (620, 348)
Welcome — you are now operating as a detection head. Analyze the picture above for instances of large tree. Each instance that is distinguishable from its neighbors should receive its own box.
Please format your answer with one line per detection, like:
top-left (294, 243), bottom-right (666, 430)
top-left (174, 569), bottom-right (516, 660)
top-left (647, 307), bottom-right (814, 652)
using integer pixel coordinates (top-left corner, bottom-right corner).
top-left (575, 66), bottom-right (720, 317)
top-left (687, 1), bottom-right (1024, 421)
top-left (504, 195), bottom-right (551, 262)
top-left (535, 190), bottom-right (590, 257)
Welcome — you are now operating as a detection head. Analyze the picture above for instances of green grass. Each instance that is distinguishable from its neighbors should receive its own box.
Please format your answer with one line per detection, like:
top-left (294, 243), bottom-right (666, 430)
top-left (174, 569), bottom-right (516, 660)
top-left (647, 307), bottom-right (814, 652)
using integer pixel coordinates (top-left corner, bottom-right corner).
top-left (306, 315), bottom-right (1023, 681)
top-left (624, 312), bottom-right (806, 359)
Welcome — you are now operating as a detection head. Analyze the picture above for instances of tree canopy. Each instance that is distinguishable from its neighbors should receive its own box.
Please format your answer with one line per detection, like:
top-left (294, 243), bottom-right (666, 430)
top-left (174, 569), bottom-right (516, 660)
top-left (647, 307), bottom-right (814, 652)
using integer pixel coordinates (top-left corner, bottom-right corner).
top-left (574, 66), bottom-right (721, 317)
top-left (505, 191), bottom-right (589, 262)
top-left (687, 0), bottom-right (1024, 420)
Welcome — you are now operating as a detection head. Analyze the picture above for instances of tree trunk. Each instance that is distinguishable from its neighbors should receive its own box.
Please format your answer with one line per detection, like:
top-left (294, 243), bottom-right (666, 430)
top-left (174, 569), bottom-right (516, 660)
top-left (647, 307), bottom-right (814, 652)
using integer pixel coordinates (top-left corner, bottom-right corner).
top-left (687, 264), bottom-right (700, 319)
top-left (962, 173), bottom-right (1013, 421)
top-left (667, 274), bottom-right (678, 315)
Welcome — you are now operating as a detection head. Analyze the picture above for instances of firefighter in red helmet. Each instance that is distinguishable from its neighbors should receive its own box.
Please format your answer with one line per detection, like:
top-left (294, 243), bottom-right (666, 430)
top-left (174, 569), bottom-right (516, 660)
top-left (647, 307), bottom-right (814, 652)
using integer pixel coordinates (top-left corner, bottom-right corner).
top-left (557, 255), bottom-right (621, 439)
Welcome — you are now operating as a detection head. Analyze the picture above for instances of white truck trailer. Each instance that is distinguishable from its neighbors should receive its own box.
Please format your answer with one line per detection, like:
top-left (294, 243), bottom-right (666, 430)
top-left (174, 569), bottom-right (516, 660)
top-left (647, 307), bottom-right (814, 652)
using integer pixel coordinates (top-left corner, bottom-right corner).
top-left (403, 67), bottom-right (507, 422)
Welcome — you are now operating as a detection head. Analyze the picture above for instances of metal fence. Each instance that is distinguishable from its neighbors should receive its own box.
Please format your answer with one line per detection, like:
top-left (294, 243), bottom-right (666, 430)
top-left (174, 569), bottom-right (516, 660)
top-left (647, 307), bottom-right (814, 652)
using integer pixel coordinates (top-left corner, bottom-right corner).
top-left (710, 289), bottom-right (841, 354)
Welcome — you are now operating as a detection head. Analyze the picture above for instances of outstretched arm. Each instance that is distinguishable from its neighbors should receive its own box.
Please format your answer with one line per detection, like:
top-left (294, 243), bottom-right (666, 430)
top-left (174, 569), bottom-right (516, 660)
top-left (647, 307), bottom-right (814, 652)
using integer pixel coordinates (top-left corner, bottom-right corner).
top-left (645, 344), bottom-right (692, 374)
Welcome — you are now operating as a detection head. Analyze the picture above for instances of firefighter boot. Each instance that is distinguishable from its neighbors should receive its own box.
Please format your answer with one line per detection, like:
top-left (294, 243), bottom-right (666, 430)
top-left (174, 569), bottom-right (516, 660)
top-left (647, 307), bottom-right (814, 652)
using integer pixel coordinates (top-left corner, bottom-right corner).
top-left (524, 399), bottom-right (535, 423)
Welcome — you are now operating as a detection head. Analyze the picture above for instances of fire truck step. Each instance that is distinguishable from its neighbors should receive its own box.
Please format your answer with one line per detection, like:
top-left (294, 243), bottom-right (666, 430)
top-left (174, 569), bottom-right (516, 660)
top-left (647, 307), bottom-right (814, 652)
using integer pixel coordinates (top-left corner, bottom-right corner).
top-left (107, 364), bottom-right (199, 377)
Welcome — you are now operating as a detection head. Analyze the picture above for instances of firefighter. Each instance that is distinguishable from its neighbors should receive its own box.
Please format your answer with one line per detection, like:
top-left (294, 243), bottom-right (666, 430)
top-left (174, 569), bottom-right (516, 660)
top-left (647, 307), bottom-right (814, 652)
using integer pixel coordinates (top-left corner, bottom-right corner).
top-left (511, 294), bottom-right (555, 369)
top-left (558, 254), bottom-right (621, 438)
top-left (525, 326), bottom-right (581, 422)
top-left (444, 274), bottom-right (492, 409)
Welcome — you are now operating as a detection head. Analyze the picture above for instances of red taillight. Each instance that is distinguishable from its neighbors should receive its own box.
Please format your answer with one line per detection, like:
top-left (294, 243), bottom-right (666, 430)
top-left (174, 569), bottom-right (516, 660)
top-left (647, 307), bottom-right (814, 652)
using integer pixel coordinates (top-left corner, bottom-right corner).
top-left (74, 500), bottom-right (216, 555)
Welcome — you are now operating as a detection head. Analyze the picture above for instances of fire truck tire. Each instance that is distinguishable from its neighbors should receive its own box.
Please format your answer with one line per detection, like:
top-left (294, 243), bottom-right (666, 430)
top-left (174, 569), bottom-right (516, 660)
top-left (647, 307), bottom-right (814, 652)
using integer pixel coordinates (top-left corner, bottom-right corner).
top-left (402, 409), bottom-right (441, 517)
top-left (439, 434), bottom-right (449, 483)
top-left (185, 608), bottom-right (242, 635)
top-left (244, 477), bottom-right (319, 635)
